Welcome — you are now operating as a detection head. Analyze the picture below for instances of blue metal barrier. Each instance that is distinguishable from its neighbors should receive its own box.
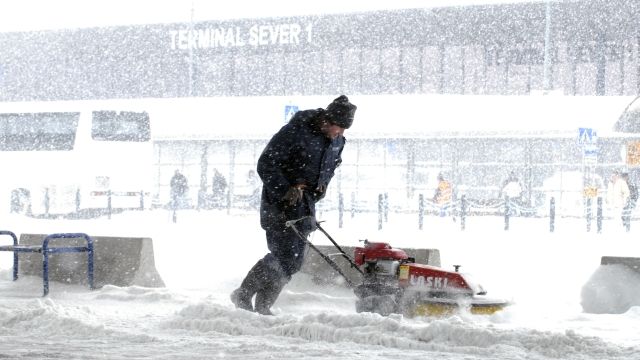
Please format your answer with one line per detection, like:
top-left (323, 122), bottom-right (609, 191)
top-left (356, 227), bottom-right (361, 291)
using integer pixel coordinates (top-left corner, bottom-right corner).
top-left (0, 230), bottom-right (21, 281)
top-left (0, 230), bottom-right (42, 281)
top-left (0, 231), bottom-right (94, 296)
top-left (42, 233), bottom-right (94, 296)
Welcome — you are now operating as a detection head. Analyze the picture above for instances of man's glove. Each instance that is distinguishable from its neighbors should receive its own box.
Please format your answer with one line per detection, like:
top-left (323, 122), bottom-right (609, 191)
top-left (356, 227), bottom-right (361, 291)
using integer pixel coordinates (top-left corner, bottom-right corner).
top-left (283, 185), bottom-right (306, 206)
top-left (314, 184), bottom-right (327, 199)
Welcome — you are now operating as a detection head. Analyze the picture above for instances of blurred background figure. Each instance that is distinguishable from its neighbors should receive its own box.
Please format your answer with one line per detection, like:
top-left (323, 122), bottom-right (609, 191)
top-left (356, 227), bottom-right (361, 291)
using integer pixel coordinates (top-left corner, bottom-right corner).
top-left (620, 172), bottom-right (636, 231)
top-left (501, 171), bottom-right (523, 215)
top-left (246, 169), bottom-right (261, 210)
top-left (607, 170), bottom-right (630, 230)
top-left (169, 169), bottom-right (189, 210)
top-left (433, 173), bottom-right (453, 217)
top-left (211, 168), bottom-right (228, 209)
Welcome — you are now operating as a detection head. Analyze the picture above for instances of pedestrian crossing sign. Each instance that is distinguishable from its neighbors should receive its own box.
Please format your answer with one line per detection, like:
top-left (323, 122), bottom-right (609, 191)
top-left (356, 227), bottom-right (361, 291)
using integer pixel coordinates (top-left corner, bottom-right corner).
top-left (284, 105), bottom-right (298, 123)
top-left (578, 127), bottom-right (597, 145)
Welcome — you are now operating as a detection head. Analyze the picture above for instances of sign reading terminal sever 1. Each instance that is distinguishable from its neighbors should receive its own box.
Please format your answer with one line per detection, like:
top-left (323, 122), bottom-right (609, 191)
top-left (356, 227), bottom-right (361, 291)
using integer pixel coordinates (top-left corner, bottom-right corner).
top-left (169, 23), bottom-right (314, 50)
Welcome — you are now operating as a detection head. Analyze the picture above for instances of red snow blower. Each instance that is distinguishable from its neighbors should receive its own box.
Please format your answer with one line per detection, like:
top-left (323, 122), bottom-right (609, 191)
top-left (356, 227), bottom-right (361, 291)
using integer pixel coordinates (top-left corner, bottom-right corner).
top-left (286, 217), bottom-right (509, 317)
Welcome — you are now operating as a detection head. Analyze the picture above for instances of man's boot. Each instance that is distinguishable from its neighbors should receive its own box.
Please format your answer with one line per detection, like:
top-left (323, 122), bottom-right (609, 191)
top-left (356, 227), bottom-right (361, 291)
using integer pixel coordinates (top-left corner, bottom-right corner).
top-left (230, 287), bottom-right (253, 311)
top-left (254, 276), bottom-right (288, 315)
top-left (255, 261), bottom-right (291, 315)
top-left (230, 259), bottom-right (269, 312)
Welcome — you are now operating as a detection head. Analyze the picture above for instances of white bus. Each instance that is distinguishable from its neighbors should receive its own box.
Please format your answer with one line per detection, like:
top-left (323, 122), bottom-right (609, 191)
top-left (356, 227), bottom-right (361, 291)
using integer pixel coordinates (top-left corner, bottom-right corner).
top-left (0, 99), bottom-right (153, 217)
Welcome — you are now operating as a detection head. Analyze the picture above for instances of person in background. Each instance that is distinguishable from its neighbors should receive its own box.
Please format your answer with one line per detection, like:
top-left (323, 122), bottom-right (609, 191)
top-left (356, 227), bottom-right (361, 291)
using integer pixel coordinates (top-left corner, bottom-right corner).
top-left (230, 95), bottom-right (357, 315)
top-left (607, 170), bottom-right (630, 229)
top-left (211, 168), bottom-right (228, 208)
top-left (169, 169), bottom-right (188, 210)
top-left (500, 171), bottom-right (523, 215)
top-left (433, 173), bottom-right (453, 217)
top-left (246, 169), bottom-right (261, 210)
top-left (620, 172), bottom-right (636, 230)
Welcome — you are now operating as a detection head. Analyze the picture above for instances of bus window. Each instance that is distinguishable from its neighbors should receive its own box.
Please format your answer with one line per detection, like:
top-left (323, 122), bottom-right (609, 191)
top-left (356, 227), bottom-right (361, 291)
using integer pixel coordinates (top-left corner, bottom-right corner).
top-left (91, 111), bottom-right (151, 142)
top-left (0, 112), bottom-right (79, 151)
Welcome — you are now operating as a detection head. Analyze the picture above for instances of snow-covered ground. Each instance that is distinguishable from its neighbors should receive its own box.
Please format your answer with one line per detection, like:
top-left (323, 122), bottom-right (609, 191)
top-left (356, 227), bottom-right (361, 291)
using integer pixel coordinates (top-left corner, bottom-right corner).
top-left (1, 209), bottom-right (639, 359)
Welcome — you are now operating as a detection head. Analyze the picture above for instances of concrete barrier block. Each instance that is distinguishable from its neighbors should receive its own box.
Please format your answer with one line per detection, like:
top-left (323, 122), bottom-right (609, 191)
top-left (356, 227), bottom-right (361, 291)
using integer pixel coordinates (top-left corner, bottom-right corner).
top-left (601, 256), bottom-right (640, 273)
top-left (18, 234), bottom-right (165, 288)
top-left (300, 244), bottom-right (440, 286)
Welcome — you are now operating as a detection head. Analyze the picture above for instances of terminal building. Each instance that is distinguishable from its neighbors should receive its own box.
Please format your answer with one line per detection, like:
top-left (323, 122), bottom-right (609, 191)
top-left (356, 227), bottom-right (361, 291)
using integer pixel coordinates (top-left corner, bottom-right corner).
top-left (1, 1), bottom-right (639, 216)
top-left (1, 1), bottom-right (639, 100)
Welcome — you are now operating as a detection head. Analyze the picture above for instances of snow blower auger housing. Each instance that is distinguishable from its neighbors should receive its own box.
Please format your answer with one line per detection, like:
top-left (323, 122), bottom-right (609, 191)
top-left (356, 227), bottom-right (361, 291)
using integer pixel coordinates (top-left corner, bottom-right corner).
top-left (353, 240), bottom-right (508, 316)
top-left (286, 217), bottom-right (509, 317)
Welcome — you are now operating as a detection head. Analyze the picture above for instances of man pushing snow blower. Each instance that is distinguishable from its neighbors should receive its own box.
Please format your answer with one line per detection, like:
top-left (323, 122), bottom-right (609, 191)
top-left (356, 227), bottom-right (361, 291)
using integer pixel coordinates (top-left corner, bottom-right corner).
top-left (230, 95), bottom-right (357, 315)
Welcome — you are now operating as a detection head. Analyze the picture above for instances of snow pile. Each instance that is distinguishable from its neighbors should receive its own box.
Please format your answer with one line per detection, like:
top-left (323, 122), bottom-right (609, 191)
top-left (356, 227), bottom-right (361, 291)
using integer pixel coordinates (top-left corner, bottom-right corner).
top-left (581, 264), bottom-right (640, 314)
top-left (165, 298), bottom-right (635, 359)
top-left (2, 210), bottom-right (640, 359)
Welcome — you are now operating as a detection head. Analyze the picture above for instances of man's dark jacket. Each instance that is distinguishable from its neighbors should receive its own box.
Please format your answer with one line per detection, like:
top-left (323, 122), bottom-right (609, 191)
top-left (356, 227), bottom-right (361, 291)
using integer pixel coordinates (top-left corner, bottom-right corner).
top-left (257, 109), bottom-right (345, 232)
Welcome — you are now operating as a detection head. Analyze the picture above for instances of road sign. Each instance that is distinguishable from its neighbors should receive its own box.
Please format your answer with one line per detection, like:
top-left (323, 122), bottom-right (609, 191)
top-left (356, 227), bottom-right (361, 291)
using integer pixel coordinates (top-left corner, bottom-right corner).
top-left (578, 127), bottom-right (597, 145)
top-left (284, 105), bottom-right (298, 123)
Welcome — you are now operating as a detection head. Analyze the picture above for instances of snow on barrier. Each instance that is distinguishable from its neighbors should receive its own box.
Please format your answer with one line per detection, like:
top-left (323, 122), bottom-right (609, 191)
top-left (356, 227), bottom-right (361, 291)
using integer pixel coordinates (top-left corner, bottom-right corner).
top-left (580, 256), bottom-right (640, 314)
top-left (17, 234), bottom-right (165, 289)
top-left (300, 245), bottom-right (440, 286)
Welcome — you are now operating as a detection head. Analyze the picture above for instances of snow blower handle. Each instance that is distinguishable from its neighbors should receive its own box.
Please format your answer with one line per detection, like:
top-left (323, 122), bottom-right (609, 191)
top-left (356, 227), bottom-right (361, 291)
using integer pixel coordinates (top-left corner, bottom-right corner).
top-left (286, 217), bottom-right (364, 287)
top-left (284, 216), bottom-right (315, 229)
top-left (286, 217), bottom-right (363, 276)
top-left (313, 222), bottom-right (364, 275)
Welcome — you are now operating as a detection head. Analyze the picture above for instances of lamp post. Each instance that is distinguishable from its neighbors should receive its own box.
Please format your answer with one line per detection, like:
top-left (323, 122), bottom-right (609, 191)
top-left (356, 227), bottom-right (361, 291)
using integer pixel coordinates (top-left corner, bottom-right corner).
top-left (188, 0), bottom-right (195, 97)
top-left (542, 0), bottom-right (552, 93)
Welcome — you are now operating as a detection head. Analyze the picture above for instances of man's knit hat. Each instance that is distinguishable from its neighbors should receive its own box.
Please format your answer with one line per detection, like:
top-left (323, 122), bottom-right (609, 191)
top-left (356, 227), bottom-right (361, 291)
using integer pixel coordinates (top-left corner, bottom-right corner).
top-left (325, 95), bottom-right (357, 129)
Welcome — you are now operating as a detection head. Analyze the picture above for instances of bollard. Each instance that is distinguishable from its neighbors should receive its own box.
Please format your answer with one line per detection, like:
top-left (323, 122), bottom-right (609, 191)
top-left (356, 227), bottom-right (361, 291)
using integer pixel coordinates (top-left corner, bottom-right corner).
top-left (550, 197), bottom-right (555, 232)
top-left (75, 188), bottom-right (81, 213)
top-left (107, 190), bottom-right (112, 220)
top-left (384, 193), bottom-right (389, 222)
top-left (351, 192), bottom-right (356, 219)
top-left (586, 197), bottom-right (592, 232)
top-left (460, 195), bottom-right (466, 231)
top-left (338, 193), bottom-right (344, 228)
top-left (504, 196), bottom-right (510, 231)
top-left (597, 196), bottom-right (603, 233)
top-left (44, 188), bottom-right (50, 216)
top-left (624, 206), bottom-right (631, 232)
top-left (418, 194), bottom-right (424, 230)
top-left (378, 194), bottom-right (383, 230)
